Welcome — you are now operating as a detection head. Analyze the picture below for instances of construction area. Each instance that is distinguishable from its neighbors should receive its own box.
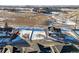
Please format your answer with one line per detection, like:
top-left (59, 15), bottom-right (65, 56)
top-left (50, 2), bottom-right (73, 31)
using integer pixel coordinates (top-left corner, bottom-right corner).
top-left (0, 6), bottom-right (79, 53)
top-left (0, 6), bottom-right (79, 28)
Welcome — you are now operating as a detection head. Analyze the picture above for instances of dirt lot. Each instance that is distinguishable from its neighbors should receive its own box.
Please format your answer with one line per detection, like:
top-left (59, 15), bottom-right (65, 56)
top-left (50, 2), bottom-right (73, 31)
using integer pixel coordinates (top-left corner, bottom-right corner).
top-left (0, 11), bottom-right (50, 27)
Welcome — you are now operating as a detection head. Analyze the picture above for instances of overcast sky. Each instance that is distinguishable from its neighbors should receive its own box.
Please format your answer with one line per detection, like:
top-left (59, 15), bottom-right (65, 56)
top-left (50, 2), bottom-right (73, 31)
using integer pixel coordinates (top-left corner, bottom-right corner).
top-left (0, 0), bottom-right (78, 5)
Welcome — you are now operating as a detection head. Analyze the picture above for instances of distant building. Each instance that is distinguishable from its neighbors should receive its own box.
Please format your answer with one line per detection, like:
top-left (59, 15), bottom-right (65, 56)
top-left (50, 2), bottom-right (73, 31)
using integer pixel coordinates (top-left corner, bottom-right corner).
top-left (17, 8), bottom-right (34, 13)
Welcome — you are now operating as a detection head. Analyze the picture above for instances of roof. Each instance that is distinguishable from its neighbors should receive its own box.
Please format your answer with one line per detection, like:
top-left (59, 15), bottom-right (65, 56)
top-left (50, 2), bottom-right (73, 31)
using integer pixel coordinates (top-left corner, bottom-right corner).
top-left (15, 26), bottom-right (45, 31)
